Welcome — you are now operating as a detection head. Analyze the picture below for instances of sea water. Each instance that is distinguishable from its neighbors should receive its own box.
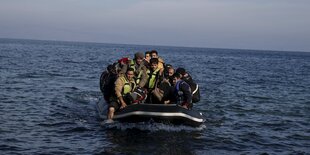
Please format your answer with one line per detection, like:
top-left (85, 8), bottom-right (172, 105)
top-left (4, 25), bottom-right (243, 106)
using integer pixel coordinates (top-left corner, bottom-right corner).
top-left (0, 38), bottom-right (309, 154)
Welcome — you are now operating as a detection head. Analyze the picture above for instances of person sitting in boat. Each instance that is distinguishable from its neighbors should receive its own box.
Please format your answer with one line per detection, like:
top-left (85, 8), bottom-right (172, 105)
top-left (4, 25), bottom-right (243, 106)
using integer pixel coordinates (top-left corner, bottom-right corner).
top-left (175, 68), bottom-right (192, 81)
top-left (119, 52), bottom-right (148, 88)
top-left (163, 64), bottom-right (175, 86)
top-left (150, 50), bottom-right (165, 75)
top-left (175, 67), bottom-right (200, 103)
top-left (116, 57), bottom-right (131, 76)
top-left (150, 64), bottom-right (175, 104)
top-left (144, 51), bottom-right (151, 68)
top-left (172, 73), bottom-right (193, 109)
top-left (107, 68), bottom-right (137, 120)
top-left (100, 64), bottom-right (118, 102)
top-left (144, 58), bottom-right (163, 104)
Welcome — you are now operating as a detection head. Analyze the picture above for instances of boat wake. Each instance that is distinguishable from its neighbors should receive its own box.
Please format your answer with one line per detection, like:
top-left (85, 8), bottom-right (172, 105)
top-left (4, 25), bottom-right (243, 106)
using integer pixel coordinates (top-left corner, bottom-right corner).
top-left (100, 120), bottom-right (206, 132)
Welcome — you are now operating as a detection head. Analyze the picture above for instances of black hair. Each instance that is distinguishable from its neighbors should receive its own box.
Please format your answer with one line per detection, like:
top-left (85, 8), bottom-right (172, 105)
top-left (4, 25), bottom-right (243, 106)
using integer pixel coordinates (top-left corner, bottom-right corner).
top-left (150, 50), bottom-right (158, 55)
top-left (107, 64), bottom-right (114, 72)
top-left (150, 58), bottom-right (159, 64)
top-left (164, 64), bottom-right (173, 78)
top-left (127, 68), bottom-right (135, 73)
top-left (172, 73), bottom-right (181, 79)
top-left (176, 68), bottom-right (186, 75)
top-left (145, 51), bottom-right (151, 55)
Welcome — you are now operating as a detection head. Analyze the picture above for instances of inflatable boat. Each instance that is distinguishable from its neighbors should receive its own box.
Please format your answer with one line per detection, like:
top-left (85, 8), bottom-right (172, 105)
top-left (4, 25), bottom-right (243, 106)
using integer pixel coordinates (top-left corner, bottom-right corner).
top-left (96, 97), bottom-right (204, 127)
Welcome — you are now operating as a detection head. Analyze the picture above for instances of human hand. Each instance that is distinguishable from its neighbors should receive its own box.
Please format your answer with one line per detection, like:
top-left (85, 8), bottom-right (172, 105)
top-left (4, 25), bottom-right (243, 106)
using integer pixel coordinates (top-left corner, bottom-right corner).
top-left (120, 103), bottom-right (127, 109)
top-left (181, 102), bottom-right (189, 109)
top-left (181, 104), bottom-right (188, 109)
top-left (164, 100), bottom-right (170, 104)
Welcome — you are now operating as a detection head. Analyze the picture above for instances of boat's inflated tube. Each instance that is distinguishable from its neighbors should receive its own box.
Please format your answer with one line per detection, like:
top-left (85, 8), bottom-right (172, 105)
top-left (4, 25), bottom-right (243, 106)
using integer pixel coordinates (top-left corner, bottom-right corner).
top-left (97, 98), bottom-right (204, 127)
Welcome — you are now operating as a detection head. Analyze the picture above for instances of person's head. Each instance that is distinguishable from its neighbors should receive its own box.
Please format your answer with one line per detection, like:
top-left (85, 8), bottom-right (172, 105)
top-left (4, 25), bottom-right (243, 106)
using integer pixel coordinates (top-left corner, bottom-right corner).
top-left (126, 68), bottom-right (135, 80)
top-left (150, 50), bottom-right (158, 58)
top-left (145, 51), bottom-right (151, 62)
top-left (172, 73), bottom-right (182, 85)
top-left (168, 68), bottom-right (175, 77)
top-left (176, 68), bottom-right (186, 78)
top-left (113, 62), bottom-right (121, 73)
top-left (165, 64), bottom-right (172, 69)
top-left (134, 52), bottom-right (144, 65)
top-left (150, 58), bottom-right (159, 71)
top-left (163, 64), bottom-right (173, 78)
top-left (107, 64), bottom-right (114, 73)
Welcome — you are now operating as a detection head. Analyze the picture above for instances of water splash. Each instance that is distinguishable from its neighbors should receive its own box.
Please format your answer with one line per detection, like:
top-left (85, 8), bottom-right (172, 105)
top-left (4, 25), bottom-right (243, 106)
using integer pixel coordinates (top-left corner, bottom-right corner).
top-left (100, 120), bottom-right (206, 132)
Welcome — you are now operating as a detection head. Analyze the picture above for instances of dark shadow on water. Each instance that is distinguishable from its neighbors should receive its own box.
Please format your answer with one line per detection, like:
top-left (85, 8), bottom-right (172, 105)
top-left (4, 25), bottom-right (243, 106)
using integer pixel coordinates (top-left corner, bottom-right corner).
top-left (94, 123), bottom-right (205, 155)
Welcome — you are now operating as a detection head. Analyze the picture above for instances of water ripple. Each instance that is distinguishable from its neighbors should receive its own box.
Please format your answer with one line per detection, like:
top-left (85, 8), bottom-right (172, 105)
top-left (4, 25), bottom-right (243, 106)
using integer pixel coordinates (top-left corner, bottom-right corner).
top-left (1, 39), bottom-right (310, 154)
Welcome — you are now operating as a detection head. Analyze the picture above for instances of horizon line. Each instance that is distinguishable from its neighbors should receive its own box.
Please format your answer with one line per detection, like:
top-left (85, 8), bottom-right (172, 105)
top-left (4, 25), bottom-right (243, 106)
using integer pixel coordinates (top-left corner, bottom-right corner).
top-left (0, 37), bottom-right (307, 53)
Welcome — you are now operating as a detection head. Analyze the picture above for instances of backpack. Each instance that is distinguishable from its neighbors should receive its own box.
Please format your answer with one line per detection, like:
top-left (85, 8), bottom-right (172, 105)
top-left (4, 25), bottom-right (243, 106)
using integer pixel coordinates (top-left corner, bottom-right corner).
top-left (100, 70), bottom-right (117, 102)
top-left (183, 75), bottom-right (201, 103)
top-left (100, 71), bottom-right (109, 95)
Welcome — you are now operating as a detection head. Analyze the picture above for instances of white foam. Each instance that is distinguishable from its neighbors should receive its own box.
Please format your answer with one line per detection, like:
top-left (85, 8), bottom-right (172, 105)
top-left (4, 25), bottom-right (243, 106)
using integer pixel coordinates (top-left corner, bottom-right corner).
top-left (101, 121), bottom-right (206, 132)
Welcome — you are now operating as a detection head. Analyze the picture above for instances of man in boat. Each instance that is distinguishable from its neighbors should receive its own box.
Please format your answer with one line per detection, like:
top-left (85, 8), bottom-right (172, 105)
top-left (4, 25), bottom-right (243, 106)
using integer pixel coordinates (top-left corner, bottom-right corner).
top-left (163, 64), bottom-right (175, 86)
top-left (100, 64), bottom-right (118, 102)
top-left (131, 52), bottom-right (148, 88)
top-left (144, 58), bottom-right (163, 104)
top-left (118, 52), bottom-right (148, 88)
top-left (176, 67), bottom-right (200, 103)
top-left (107, 68), bottom-right (137, 120)
top-left (150, 50), bottom-right (165, 75)
top-left (116, 57), bottom-right (130, 76)
top-left (144, 51), bottom-right (151, 68)
top-left (151, 64), bottom-right (175, 104)
top-left (172, 73), bottom-right (193, 109)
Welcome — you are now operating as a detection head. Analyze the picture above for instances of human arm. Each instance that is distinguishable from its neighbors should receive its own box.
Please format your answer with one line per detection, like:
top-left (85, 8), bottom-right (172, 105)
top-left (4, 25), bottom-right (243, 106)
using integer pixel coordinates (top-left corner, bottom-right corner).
top-left (138, 67), bottom-right (148, 88)
top-left (115, 77), bottom-right (127, 108)
top-left (118, 96), bottom-right (127, 109)
top-left (180, 81), bottom-right (192, 108)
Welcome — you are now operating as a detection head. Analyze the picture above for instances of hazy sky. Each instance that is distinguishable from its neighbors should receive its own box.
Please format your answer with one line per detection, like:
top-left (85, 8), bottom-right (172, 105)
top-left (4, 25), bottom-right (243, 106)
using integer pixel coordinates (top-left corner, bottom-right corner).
top-left (1, 0), bottom-right (309, 51)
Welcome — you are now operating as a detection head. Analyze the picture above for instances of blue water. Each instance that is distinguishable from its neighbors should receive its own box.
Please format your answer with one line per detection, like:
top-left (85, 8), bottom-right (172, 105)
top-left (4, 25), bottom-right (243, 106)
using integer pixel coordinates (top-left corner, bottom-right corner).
top-left (0, 38), bottom-right (309, 154)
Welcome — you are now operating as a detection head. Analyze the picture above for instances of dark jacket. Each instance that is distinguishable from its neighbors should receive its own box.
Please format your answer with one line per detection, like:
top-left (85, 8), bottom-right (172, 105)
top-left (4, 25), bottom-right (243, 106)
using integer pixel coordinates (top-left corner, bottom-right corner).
top-left (174, 80), bottom-right (192, 107)
top-left (182, 73), bottom-right (200, 103)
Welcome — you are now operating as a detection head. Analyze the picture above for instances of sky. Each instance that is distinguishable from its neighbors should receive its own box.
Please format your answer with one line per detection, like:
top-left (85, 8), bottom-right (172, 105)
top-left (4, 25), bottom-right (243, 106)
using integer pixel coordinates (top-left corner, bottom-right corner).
top-left (0, 0), bottom-right (309, 52)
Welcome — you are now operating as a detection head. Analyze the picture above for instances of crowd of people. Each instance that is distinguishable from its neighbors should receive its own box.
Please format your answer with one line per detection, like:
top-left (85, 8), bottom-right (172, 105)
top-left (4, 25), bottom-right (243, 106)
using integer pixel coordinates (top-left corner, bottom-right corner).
top-left (100, 50), bottom-right (200, 120)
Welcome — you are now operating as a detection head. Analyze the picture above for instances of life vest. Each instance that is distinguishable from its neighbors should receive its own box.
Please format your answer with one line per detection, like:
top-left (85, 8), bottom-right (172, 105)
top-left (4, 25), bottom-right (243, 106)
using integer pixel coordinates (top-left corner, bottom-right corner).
top-left (129, 60), bottom-right (136, 71)
top-left (147, 68), bottom-right (160, 89)
top-left (129, 60), bottom-right (144, 85)
top-left (135, 70), bottom-right (143, 85)
top-left (120, 76), bottom-right (135, 95)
